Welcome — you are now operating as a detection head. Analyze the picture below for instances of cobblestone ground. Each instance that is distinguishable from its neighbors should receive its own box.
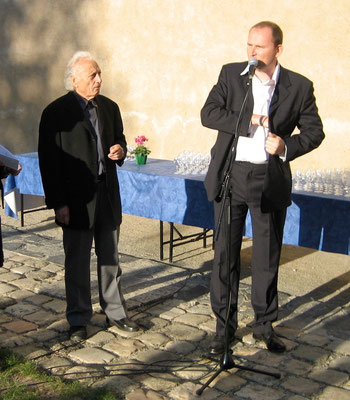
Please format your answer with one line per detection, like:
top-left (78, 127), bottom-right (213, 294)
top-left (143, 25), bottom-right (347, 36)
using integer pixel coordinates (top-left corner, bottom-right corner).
top-left (0, 223), bottom-right (349, 400)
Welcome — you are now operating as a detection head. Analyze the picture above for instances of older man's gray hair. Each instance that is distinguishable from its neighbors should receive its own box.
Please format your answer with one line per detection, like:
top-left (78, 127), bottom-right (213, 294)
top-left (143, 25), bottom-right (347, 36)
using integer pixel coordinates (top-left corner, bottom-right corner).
top-left (64, 51), bottom-right (95, 91)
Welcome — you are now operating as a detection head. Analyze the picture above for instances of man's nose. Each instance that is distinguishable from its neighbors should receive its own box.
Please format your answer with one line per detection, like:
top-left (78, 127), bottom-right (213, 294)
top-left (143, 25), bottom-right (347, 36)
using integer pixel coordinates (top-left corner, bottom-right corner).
top-left (96, 74), bottom-right (102, 83)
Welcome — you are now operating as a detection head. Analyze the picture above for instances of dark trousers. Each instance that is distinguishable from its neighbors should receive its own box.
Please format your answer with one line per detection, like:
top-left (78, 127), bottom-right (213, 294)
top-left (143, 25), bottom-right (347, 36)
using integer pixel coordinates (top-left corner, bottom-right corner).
top-left (63, 180), bottom-right (127, 327)
top-left (211, 161), bottom-right (286, 337)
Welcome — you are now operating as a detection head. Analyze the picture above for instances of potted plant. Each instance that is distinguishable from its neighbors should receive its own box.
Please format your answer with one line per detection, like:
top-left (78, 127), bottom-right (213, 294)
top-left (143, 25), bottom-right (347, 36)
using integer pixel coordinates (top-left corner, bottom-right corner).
top-left (131, 135), bottom-right (151, 165)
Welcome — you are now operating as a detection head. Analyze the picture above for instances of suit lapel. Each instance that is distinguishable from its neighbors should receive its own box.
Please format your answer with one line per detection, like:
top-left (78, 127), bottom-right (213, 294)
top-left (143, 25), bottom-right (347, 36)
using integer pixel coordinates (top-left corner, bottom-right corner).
top-left (269, 66), bottom-right (291, 115)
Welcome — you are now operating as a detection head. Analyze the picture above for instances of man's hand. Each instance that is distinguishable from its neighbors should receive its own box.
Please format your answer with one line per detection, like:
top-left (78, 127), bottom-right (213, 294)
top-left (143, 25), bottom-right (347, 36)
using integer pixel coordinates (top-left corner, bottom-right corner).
top-left (55, 206), bottom-right (70, 225)
top-left (265, 133), bottom-right (285, 155)
top-left (251, 114), bottom-right (269, 128)
top-left (108, 144), bottom-right (124, 161)
top-left (8, 163), bottom-right (22, 176)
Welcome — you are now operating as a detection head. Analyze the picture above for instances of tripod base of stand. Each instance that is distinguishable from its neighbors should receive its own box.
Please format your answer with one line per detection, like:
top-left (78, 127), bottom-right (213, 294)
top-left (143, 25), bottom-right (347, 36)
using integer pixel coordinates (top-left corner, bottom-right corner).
top-left (196, 350), bottom-right (280, 396)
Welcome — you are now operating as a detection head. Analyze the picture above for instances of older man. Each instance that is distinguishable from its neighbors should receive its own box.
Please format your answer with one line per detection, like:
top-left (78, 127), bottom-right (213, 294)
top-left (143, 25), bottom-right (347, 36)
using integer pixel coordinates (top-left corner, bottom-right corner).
top-left (38, 51), bottom-right (139, 341)
top-left (201, 22), bottom-right (324, 354)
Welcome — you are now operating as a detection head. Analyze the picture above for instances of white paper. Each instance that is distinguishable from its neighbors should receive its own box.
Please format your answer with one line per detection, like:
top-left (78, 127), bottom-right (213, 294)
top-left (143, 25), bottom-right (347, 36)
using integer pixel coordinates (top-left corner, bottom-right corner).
top-left (0, 144), bottom-right (19, 170)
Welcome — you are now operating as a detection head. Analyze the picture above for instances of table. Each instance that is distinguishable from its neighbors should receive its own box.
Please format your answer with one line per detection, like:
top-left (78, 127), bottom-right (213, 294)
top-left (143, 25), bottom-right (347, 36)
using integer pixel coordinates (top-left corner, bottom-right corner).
top-left (4, 153), bottom-right (350, 257)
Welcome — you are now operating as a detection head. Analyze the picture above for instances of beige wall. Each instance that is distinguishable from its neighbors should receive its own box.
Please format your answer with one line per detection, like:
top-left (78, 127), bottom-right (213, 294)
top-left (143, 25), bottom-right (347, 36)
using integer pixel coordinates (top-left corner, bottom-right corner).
top-left (1, 0), bottom-right (349, 172)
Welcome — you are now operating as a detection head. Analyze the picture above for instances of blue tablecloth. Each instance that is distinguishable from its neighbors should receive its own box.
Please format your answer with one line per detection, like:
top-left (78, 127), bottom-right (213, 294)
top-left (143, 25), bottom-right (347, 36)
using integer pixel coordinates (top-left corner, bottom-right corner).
top-left (4, 153), bottom-right (350, 255)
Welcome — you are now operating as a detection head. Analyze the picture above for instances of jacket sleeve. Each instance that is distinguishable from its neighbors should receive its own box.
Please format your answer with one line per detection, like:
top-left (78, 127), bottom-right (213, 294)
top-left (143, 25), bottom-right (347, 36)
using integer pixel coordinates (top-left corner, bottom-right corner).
top-left (38, 107), bottom-right (67, 210)
top-left (113, 103), bottom-right (127, 167)
top-left (283, 81), bottom-right (325, 162)
top-left (200, 66), bottom-right (239, 135)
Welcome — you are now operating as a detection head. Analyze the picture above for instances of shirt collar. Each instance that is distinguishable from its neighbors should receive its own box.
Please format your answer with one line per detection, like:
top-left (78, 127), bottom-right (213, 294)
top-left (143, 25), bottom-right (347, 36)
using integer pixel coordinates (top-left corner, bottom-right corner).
top-left (73, 91), bottom-right (97, 109)
top-left (240, 62), bottom-right (280, 84)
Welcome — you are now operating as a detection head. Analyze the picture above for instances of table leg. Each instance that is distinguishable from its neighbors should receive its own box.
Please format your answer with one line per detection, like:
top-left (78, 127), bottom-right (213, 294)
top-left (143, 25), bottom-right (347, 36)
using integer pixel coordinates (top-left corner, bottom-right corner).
top-left (160, 220), bottom-right (164, 260)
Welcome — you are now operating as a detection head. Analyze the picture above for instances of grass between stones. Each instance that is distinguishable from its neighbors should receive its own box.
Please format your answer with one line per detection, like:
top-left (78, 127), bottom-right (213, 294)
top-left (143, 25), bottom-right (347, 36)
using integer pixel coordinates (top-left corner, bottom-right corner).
top-left (0, 349), bottom-right (120, 400)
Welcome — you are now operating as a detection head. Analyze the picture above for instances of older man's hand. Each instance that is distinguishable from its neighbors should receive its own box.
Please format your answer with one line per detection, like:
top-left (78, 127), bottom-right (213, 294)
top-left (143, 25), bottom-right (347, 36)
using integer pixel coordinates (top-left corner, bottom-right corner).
top-left (108, 144), bottom-right (124, 161)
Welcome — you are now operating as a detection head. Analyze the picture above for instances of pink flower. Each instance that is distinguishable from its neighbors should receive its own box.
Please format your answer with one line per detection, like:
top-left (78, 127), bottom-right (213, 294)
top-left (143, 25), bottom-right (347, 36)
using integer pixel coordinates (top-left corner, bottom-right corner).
top-left (135, 135), bottom-right (148, 146)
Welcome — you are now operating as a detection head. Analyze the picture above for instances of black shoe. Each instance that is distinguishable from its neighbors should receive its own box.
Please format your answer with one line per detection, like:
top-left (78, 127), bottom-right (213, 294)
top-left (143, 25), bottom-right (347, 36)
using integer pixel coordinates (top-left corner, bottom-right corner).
top-left (69, 325), bottom-right (87, 342)
top-left (253, 331), bottom-right (286, 353)
top-left (209, 335), bottom-right (235, 355)
top-left (107, 317), bottom-right (140, 332)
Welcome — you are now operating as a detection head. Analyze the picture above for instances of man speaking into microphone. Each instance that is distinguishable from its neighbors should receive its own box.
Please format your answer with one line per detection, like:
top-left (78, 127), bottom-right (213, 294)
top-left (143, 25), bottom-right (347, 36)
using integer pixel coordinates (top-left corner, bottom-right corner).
top-left (201, 21), bottom-right (324, 355)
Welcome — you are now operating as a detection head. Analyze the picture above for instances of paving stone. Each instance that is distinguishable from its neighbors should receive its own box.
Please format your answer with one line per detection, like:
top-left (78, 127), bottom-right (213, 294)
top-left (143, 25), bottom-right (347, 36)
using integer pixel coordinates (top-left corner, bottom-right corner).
top-left (92, 374), bottom-right (139, 396)
top-left (169, 381), bottom-right (220, 400)
top-left (42, 263), bottom-right (64, 274)
top-left (308, 367), bottom-right (349, 386)
top-left (137, 316), bottom-right (169, 331)
top-left (0, 271), bottom-right (23, 281)
top-left (47, 318), bottom-right (70, 332)
top-left (37, 355), bottom-right (73, 373)
top-left (69, 347), bottom-right (116, 364)
top-left (292, 344), bottom-right (331, 363)
top-left (2, 319), bottom-right (38, 333)
top-left (329, 355), bottom-right (350, 373)
top-left (10, 277), bottom-right (40, 291)
top-left (11, 344), bottom-right (48, 360)
top-left (173, 312), bottom-right (211, 327)
top-left (210, 370), bottom-right (247, 392)
top-left (281, 358), bottom-right (313, 376)
top-left (25, 270), bottom-right (54, 281)
top-left (103, 338), bottom-right (146, 358)
top-left (0, 312), bottom-right (13, 323)
top-left (138, 331), bottom-right (170, 347)
top-left (7, 289), bottom-right (34, 300)
top-left (25, 328), bottom-right (60, 342)
top-left (164, 340), bottom-right (196, 355)
top-left (198, 317), bottom-right (216, 333)
top-left (150, 306), bottom-right (186, 321)
top-left (10, 265), bottom-right (35, 274)
top-left (161, 323), bottom-right (206, 342)
top-left (0, 332), bottom-right (34, 347)
top-left (235, 382), bottom-right (285, 400)
top-left (298, 332), bottom-right (330, 347)
top-left (281, 376), bottom-right (321, 396)
top-left (133, 348), bottom-right (178, 364)
top-left (23, 309), bottom-right (59, 326)
top-left (86, 330), bottom-right (115, 346)
top-left (133, 374), bottom-right (178, 392)
top-left (42, 298), bottom-right (67, 313)
top-left (126, 389), bottom-right (168, 400)
top-left (0, 296), bottom-right (17, 309)
top-left (0, 282), bottom-right (16, 294)
top-left (327, 339), bottom-right (350, 356)
top-left (39, 282), bottom-right (66, 298)
top-left (316, 386), bottom-right (350, 400)
top-left (64, 365), bottom-right (105, 383)
top-left (25, 294), bottom-right (53, 305)
top-left (5, 302), bottom-right (40, 317)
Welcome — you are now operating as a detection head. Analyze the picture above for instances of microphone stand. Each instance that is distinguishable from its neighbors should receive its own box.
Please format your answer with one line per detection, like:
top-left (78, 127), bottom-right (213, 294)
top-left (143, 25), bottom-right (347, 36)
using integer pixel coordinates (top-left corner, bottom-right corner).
top-left (196, 72), bottom-right (280, 396)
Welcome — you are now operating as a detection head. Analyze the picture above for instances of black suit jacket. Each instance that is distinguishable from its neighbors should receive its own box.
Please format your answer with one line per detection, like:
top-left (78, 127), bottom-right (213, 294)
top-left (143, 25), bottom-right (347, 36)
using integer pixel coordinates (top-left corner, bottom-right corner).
top-left (38, 91), bottom-right (127, 229)
top-left (201, 62), bottom-right (325, 211)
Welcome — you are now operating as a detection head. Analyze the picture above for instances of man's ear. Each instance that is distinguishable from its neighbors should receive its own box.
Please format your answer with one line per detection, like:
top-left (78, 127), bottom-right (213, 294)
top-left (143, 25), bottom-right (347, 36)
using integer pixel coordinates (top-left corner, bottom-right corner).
top-left (276, 44), bottom-right (283, 59)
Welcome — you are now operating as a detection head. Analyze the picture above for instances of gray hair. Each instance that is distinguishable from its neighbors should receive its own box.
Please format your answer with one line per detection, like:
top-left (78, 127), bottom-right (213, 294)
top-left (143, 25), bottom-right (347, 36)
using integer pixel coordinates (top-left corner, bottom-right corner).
top-left (64, 51), bottom-right (94, 91)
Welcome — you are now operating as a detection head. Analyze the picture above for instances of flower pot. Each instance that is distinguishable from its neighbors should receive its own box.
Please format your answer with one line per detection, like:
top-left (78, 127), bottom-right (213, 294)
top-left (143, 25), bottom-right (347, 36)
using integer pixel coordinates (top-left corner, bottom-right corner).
top-left (135, 154), bottom-right (147, 165)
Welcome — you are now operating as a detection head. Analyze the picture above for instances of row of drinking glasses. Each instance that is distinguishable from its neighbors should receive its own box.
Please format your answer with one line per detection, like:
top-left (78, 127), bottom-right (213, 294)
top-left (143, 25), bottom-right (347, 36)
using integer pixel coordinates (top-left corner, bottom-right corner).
top-left (293, 169), bottom-right (350, 197)
top-left (174, 151), bottom-right (211, 175)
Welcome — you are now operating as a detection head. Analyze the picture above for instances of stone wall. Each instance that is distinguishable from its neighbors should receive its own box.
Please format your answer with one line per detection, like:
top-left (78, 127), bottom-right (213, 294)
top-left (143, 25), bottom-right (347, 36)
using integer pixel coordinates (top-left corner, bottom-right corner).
top-left (1, 0), bottom-right (349, 171)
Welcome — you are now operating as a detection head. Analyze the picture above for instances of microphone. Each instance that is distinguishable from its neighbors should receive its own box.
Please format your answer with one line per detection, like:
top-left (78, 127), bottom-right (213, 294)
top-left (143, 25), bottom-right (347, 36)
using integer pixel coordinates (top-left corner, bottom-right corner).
top-left (248, 57), bottom-right (258, 79)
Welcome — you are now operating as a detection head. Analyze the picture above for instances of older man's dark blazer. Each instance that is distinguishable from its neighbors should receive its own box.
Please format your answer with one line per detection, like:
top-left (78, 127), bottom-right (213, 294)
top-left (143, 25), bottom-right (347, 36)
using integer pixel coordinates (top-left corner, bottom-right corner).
top-left (201, 62), bottom-right (325, 212)
top-left (38, 91), bottom-right (127, 229)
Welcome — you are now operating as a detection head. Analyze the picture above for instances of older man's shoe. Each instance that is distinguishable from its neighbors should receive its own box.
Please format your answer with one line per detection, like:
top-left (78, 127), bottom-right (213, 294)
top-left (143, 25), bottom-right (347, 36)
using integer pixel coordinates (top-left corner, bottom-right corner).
top-left (253, 331), bottom-right (286, 353)
top-left (107, 317), bottom-right (140, 332)
top-left (69, 326), bottom-right (87, 342)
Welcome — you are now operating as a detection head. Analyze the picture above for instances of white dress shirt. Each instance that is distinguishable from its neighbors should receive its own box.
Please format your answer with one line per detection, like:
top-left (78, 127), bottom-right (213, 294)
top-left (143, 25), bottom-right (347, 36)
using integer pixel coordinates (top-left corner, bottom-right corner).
top-left (235, 64), bottom-right (280, 163)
